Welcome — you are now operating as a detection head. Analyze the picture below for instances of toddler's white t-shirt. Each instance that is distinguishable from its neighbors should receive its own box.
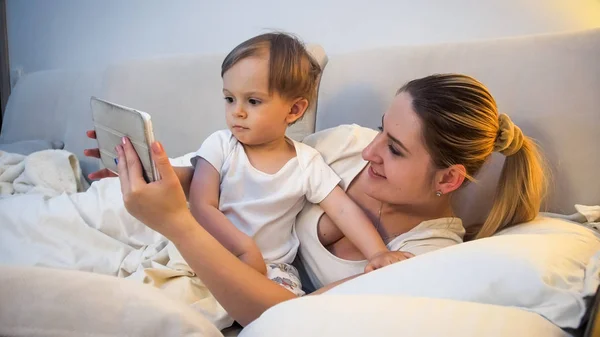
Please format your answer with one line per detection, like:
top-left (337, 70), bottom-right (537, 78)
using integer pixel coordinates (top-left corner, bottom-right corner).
top-left (192, 130), bottom-right (341, 264)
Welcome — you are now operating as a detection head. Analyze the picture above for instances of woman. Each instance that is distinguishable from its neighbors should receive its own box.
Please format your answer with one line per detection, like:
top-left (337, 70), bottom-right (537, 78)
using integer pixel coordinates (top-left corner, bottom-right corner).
top-left (101, 74), bottom-right (545, 326)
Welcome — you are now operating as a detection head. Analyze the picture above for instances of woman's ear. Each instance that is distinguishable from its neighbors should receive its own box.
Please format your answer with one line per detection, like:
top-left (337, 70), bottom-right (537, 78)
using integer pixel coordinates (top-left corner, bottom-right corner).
top-left (435, 164), bottom-right (466, 195)
top-left (286, 98), bottom-right (309, 124)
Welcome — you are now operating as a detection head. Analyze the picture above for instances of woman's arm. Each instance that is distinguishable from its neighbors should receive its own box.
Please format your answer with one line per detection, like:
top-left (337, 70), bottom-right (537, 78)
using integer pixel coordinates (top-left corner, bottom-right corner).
top-left (172, 214), bottom-right (293, 326)
top-left (116, 138), bottom-right (293, 326)
top-left (189, 159), bottom-right (266, 274)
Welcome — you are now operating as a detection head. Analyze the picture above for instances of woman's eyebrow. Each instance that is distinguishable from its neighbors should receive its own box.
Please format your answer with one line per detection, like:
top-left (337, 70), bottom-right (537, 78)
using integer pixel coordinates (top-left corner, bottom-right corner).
top-left (382, 115), bottom-right (411, 154)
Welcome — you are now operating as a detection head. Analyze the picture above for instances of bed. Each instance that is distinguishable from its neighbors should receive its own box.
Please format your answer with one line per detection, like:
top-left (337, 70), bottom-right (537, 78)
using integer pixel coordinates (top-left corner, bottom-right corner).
top-left (1, 28), bottom-right (599, 336)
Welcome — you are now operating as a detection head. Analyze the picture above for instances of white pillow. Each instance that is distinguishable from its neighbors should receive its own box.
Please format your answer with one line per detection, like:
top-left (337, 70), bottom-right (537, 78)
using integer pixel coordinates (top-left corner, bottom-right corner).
top-left (0, 266), bottom-right (224, 337)
top-left (242, 295), bottom-right (567, 337)
top-left (325, 217), bottom-right (600, 329)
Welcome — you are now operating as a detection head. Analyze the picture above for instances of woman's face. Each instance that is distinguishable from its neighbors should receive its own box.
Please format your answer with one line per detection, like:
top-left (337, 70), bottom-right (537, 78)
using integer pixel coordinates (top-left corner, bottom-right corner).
top-left (361, 92), bottom-right (437, 206)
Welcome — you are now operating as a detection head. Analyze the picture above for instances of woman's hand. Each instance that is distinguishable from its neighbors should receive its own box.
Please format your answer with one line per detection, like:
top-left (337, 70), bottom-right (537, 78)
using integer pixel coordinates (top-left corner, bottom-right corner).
top-left (84, 130), bottom-right (118, 180)
top-left (87, 129), bottom-right (195, 197)
top-left (364, 251), bottom-right (414, 273)
top-left (116, 136), bottom-right (193, 240)
top-left (117, 136), bottom-right (297, 326)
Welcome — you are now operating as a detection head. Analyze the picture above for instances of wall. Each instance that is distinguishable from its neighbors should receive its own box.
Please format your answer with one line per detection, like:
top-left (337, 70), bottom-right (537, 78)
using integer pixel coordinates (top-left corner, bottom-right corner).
top-left (6, 0), bottom-right (600, 75)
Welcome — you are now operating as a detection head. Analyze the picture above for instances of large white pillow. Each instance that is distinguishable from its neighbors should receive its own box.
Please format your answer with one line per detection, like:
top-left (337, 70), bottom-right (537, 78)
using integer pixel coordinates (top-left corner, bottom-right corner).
top-left (325, 217), bottom-right (600, 329)
top-left (0, 266), bottom-right (224, 337)
top-left (242, 295), bottom-right (568, 337)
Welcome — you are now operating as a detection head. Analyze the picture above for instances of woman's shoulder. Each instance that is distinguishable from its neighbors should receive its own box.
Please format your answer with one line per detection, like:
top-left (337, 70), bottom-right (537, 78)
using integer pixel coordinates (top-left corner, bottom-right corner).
top-left (388, 217), bottom-right (466, 256)
top-left (302, 124), bottom-right (378, 165)
top-left (302, 124), bottom-right (378, 148)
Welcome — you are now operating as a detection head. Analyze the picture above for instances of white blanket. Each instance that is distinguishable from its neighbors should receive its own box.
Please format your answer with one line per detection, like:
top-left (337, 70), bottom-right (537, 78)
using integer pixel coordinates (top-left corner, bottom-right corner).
top-left (0, 177), bottom-right (233, 330)
top-left (0, 150), bottom-right (84, 197)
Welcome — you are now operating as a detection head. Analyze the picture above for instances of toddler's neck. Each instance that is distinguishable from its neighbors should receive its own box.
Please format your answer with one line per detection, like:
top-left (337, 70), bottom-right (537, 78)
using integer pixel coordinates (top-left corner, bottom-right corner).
top-left (241, 135), bottom-right (297, 175)
top-left (242, 136), bottom-right (294, 156)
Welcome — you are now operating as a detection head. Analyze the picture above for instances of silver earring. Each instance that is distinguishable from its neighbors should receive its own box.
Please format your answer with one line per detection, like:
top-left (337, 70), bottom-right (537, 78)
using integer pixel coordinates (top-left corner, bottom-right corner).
top-left (436, 191), bottom-right (442, 197)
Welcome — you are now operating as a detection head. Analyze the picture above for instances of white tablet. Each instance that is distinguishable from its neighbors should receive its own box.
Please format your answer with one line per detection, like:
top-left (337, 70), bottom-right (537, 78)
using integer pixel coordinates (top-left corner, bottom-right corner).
top-left (90, 97), bottom-right (160, 182)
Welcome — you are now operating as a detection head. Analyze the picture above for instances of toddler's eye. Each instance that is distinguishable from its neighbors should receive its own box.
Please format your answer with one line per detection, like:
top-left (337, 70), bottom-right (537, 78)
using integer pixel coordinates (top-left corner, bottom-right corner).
top-left (224, 97), bottom-right (234, 103)
top-left (248, 98), bottom-right (261, 105)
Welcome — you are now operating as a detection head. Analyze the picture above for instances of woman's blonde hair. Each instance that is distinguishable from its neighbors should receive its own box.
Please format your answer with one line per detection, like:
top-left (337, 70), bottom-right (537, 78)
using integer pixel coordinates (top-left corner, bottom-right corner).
top-left (398, 74), bottom-right (547, 239)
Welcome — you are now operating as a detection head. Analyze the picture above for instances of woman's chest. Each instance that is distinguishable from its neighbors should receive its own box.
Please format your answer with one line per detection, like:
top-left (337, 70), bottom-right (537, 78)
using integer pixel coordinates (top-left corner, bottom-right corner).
top-left (317, 172), bottom-right (378, 260)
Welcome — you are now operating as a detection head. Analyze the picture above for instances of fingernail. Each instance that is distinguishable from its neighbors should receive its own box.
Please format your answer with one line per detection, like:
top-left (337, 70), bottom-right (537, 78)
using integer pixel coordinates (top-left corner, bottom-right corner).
top-left (122, 137), bottom-right (127, 145)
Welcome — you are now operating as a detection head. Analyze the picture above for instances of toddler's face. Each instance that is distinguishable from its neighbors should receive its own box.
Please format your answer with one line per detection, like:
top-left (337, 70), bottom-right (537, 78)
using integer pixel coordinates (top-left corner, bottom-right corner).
top-left (222, 56), bottom-right (294, 146)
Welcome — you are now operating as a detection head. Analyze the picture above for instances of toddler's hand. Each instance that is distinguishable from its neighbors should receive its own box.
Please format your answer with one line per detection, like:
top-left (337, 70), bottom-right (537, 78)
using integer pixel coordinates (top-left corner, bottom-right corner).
top-left (364, 251), bottom-right (414, 273)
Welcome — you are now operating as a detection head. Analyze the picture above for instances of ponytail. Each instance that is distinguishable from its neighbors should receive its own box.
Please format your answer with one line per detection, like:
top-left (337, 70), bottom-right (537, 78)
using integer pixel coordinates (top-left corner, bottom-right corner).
top-left (397, 74), bottom-right (547, 240)
top-left (474, 124), bottom-right (547, 239)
